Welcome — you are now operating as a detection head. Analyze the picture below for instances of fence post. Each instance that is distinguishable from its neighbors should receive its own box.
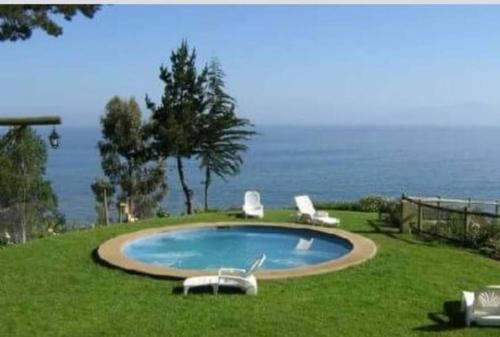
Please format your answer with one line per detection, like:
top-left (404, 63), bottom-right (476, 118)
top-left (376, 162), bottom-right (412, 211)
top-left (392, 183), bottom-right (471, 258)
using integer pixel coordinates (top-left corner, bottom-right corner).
top-left (417, 200), bottom-right (422, 233)
top-left (103, 188), bottom-right (110, 227)
top-left (437, 196), bottom-right (441, 224)
top-left (495, 201), bottom-right (499, 226)
top-left (400, 194), bottom-right (404, 233)
top-left (463, 206), bottom-right (469, 242)
top-left (400, 194), bottom-right (413, 234)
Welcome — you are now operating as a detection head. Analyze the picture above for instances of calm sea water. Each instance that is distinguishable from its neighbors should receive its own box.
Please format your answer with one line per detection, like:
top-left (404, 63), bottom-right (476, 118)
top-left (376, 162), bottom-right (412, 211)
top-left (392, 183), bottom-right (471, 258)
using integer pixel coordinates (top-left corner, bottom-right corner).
top-left (42, 126), bottom-right (500, 225)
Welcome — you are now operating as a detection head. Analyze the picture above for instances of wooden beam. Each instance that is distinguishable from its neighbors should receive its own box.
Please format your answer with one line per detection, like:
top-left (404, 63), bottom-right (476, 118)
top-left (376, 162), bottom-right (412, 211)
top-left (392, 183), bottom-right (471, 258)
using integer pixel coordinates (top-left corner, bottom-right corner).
top-left (405, 195), bottom-right (500, 207)
top-left (0, 116), bottom-right (61, 126)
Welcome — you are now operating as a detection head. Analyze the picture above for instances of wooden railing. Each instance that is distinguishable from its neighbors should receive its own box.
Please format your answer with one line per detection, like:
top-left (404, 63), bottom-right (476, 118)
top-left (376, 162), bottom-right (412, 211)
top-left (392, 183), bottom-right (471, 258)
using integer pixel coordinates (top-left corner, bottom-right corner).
top-left (400, 194), bottom-right (500, 243)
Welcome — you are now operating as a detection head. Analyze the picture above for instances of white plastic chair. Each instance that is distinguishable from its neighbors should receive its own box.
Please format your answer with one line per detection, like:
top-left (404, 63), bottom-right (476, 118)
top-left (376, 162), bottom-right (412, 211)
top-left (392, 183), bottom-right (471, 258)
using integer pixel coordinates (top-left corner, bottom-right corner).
top-left (183, 254), bottom-right (266, 295)
top-left (294, 195), bottom-right (340, 226)
top-left (462, 285), bottom-right (500, 326)
top-left (242, 191), bottom-right (264, 219)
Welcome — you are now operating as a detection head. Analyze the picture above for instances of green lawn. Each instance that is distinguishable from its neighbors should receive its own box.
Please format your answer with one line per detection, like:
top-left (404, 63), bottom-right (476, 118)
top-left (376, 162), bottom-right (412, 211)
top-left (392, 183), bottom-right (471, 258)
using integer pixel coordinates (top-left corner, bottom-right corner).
top-left (1, 210), bottom-right (499, 337)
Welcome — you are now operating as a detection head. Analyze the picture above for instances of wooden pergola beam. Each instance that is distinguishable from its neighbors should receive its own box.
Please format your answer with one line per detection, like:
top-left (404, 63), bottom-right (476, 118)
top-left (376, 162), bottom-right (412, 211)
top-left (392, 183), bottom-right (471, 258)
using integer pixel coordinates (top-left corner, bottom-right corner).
top-left (0, 116), bottom-right (61, 126)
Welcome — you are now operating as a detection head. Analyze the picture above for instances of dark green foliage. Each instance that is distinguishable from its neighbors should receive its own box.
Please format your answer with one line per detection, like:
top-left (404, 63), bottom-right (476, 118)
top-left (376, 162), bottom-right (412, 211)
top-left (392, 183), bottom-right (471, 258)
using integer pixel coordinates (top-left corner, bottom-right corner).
top-left (468, 221), bottom-right (500, 252)
top-left (0, 5), bottom-right (100, 41)
top-left (314, 200), bottom-right (364, 212)
top-left (316, 195), bottom-right (397, 213)
top-left (0, 127), bottom-right (62, 243)
top-left (316, 195), bottom-right (400, 226)
top-left (96, 97), bottom-right (167, 221)
top-left (197, 60), bottom-right (255, 210)
top-left (91, 178), bottom-right (115, 204)
top-left (147, 41), bottom-right (209, 214)
top-left (155, 207), bottom-right (170, 218)
top-left (147, 43), bottom-right (255, 214)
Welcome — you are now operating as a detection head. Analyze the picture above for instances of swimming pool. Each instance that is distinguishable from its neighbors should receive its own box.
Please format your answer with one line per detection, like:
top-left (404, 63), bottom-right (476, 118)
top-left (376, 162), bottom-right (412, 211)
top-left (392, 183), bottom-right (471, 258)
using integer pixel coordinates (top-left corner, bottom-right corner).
top-left (98, 222), bottom-right (377, 279)
top-left (123, 226), bottom-right (352, 270)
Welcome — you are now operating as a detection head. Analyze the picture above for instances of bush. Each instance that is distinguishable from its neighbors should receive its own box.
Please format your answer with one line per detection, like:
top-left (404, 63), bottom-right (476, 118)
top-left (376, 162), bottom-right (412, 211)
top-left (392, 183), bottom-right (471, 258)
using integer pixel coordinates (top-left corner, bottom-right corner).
top-left (156, 207), bottom-right (170, 218)
top-left (358, 196), bottom-right (386, 212)
top-left (315, 195), bottom-right (400, 226)
top-left (314, 201), bottom-right (362, 212)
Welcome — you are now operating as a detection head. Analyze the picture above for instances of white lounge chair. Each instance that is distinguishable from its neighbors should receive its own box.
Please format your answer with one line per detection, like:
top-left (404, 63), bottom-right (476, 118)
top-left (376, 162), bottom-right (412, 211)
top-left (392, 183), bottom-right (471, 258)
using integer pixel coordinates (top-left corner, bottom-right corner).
top-left (183, 254), bottom-right (266, 296)
top-left (462, 285), bottom-right (500, 326)
top-left (242, 191), bottom-right (264, 219)
top-left (294, 195), bottom-right (340, 226)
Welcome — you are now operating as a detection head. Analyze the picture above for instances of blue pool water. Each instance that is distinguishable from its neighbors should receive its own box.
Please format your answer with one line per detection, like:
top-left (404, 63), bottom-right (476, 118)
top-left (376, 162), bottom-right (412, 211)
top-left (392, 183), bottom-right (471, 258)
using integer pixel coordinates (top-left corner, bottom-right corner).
top-left (123, 225), bottom-right (353, 270)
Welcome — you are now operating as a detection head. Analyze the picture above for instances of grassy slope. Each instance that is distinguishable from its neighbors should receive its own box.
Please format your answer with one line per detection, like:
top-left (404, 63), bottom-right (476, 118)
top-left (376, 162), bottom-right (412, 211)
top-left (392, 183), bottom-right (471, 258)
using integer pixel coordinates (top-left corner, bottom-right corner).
top-left (1, 210), bottom-right (499, 337)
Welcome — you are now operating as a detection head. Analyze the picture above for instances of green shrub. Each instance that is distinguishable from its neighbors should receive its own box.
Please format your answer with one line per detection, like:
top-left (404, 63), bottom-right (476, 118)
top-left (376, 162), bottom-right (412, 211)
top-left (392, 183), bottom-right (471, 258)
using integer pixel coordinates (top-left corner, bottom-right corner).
top-left (156, 207), bottom-right (170, 218)
top-left (314, 201), bottom-right (362, 212)
top-left (315, 195), bottom-right (400, 226)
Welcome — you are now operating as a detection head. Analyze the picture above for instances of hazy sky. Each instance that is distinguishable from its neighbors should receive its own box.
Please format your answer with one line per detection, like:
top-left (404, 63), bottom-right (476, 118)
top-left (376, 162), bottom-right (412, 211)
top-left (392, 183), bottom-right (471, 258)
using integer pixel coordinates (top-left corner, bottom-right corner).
top-left (1, 5), bottom-right (500, 126)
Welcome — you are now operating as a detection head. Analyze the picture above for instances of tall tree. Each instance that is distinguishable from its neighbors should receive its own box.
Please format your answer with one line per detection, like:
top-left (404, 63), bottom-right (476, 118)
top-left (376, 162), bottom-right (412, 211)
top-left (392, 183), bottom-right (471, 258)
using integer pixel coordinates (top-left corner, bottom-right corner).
top-left (147, 41), bottom-right (208, 214)
top-left (197, 60), bottom-right (255, 211)
top-left (0, 5), bottom-right (100, 41)
top-left (0, 127), bottom-right (61, 243)
top-left (97, 96), bottom-right (167, 221)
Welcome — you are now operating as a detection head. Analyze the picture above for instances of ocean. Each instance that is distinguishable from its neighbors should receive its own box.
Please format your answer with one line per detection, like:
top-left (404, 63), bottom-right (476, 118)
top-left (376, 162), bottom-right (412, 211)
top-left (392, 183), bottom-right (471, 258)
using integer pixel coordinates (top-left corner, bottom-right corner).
top-left (42, 125), bottom-right (500, 225)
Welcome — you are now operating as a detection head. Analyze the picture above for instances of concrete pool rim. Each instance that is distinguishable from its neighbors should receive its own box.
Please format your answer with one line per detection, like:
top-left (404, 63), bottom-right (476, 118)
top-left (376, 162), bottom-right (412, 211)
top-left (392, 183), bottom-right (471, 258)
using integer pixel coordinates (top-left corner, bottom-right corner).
top-left (97, 222), bottom-right (377, 280)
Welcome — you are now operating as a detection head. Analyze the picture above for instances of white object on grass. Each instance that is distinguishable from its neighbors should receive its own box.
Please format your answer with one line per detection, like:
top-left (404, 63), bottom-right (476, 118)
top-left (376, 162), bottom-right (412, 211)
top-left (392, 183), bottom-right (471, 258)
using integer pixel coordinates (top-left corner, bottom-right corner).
top-left (183, 254), bottom-right (266, 296)
top-left (242, 191), bottom-right (264, 219)
top-left (462, 285), bottom-right (500, 326)
top-left (294, 195), bottom-right (340, 226)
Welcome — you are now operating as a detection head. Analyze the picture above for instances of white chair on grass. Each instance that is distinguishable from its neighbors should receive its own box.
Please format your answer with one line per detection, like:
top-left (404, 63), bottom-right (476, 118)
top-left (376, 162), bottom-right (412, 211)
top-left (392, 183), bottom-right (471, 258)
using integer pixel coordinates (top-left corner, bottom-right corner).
top-left (183, 254), bottom-right (266, 296)
top-left (294, 195), bottom-right (340, 226)
top-left (462, 285), bottom-right (500, 326)
top-left (242, 191), bottom-right (264, 219)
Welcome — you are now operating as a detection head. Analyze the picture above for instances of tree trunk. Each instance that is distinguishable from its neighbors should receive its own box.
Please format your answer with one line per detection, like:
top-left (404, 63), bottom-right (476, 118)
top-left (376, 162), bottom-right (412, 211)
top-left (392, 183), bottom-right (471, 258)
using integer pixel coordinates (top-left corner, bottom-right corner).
top-left (176, 156), bottom-right (193, 214)
top-left (103, 188), bottom-right (110, 226)
top-left (20, 203), bottom-right (26, 244)
top-left (20, 147), bottom-right (27, 244)
top-left (204, 167), bottom-right (211, 212)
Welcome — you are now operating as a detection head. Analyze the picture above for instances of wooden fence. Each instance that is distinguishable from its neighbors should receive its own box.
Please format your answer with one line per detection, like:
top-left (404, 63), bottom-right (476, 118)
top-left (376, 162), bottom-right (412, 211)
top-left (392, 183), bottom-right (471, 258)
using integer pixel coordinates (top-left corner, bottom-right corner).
top-left (400, 194), bottom-right (500, 243)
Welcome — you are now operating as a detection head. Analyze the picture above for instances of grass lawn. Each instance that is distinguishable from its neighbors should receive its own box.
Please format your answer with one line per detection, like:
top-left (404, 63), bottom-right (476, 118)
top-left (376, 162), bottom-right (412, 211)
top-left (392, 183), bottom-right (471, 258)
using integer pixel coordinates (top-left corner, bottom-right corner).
top-left (1, 210), bottom-right (499, 337)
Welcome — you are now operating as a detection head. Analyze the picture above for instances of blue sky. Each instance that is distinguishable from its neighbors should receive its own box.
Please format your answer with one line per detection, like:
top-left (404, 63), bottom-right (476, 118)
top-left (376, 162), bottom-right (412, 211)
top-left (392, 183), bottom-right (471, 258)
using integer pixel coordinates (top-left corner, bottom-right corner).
top-left (1, 5), bottom-right (500, 126)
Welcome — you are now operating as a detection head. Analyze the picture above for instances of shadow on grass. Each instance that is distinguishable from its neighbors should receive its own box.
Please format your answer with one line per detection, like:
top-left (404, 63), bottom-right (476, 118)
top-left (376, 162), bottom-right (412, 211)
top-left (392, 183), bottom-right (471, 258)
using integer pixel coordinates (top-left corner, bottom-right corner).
top-left (226, 211), bottom-right (246, 219)
top-left (92, 249), bottom-right (247, 296)
top-left (172, 285), bottom-right (245, 295)
top-left (90, 248), bottom-right (181, 281)
top-left (355, 219), bottom-right (434, 246)
top-left (414, 301), bottom-right (466, 332)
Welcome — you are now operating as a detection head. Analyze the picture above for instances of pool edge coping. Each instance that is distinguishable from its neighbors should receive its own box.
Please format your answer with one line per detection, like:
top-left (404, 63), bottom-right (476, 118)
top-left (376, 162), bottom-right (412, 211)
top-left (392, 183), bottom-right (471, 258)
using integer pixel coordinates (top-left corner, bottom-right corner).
top-left (97, 222), bottom-right (377, 280)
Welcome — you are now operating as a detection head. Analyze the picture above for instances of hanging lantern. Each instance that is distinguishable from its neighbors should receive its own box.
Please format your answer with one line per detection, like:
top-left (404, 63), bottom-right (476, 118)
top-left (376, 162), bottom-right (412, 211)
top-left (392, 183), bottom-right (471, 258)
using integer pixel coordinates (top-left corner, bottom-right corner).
top-left (48, 127), bottom-right (60, 149)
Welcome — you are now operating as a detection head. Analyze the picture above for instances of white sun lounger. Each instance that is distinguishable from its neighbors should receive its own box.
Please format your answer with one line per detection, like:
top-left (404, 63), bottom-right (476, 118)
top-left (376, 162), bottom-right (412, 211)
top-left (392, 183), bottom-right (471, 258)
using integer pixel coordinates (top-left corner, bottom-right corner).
top-left (242, 191), bottom-right (264, 219)
top-left (183, 254), bottom-right (266, 296)
top-left (294, 195), bottom-right (340, 226)
top-left (462, 285), bottom-right (500, 326)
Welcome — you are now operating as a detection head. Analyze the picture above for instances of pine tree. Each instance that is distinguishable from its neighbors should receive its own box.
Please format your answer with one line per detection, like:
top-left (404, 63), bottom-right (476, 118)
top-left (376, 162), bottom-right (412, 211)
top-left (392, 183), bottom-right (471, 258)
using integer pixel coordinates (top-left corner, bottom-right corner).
top-left (147, 41), bottom-right (208, 214)
top-left (0, 5), bottom-right (100, 41)
top-left (197, 60), bottom-right (255, 211)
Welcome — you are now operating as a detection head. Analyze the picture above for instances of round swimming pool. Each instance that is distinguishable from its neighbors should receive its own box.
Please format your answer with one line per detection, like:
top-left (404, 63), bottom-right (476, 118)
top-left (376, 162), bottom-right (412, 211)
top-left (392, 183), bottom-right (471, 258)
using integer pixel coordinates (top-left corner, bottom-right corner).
top-left (98, 222), bottom-right (377, 279)
top-left (123, 226), bottom-right (352, 270)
